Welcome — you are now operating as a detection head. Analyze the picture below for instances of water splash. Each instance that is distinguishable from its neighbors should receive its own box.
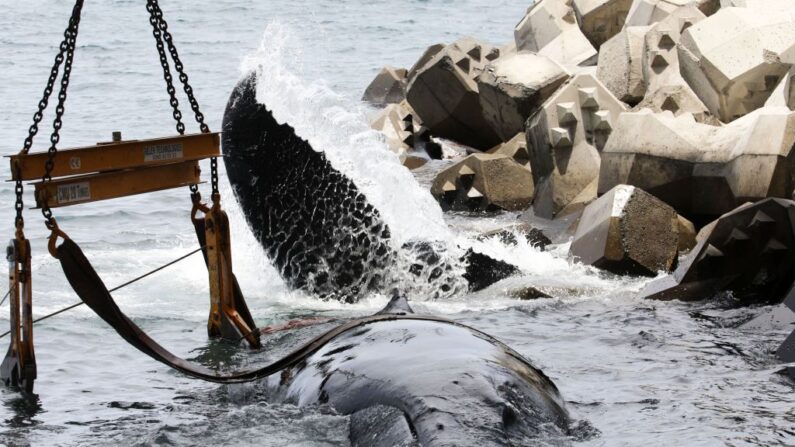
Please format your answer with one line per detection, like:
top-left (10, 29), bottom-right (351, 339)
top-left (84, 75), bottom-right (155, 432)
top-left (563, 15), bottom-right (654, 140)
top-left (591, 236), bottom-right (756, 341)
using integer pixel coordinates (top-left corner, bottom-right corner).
top-left (237, 23), bottom-right (472, 300)
top-left (240, 23), bottom-right (452, 248)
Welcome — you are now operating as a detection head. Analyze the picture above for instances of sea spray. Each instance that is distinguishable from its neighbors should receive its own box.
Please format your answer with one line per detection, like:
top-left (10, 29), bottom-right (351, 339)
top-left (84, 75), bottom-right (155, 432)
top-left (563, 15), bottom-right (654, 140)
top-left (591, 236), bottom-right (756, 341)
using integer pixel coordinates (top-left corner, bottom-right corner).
top-left (238, 24), bottom-right (471, 300)
top-left (240, 23), bottom-right (452, 248)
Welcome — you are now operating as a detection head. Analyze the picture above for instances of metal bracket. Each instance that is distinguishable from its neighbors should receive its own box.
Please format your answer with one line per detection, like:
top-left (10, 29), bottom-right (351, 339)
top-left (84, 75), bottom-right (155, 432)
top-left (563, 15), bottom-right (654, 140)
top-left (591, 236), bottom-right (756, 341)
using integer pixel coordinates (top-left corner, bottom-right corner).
top-left (204, 203), bottom-right (261, 348)
top-left (1, 238), bottom-right (37, 393)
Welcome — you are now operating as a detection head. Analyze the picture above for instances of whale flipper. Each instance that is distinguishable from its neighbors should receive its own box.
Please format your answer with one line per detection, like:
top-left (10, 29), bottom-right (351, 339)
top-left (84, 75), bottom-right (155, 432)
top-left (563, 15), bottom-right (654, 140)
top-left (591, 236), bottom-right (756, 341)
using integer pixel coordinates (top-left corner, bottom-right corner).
top-left (223, 73), bottom-right (397, 302)
top-left (223, 73), bottom-right (522, 302)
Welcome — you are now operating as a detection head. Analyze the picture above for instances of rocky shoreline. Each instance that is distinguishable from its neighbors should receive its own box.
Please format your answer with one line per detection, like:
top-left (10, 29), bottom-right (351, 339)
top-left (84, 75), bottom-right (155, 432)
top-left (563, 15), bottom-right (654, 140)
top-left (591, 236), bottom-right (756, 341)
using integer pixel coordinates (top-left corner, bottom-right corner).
top-left (362, 0), bottom-right (795, 376)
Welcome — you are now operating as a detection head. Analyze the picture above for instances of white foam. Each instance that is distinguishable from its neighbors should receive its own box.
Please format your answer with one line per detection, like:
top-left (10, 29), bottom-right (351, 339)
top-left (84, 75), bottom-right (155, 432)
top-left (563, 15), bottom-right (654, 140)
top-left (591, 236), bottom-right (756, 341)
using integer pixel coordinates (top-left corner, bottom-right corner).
top-left (240, 23), bottom-right (453, 248)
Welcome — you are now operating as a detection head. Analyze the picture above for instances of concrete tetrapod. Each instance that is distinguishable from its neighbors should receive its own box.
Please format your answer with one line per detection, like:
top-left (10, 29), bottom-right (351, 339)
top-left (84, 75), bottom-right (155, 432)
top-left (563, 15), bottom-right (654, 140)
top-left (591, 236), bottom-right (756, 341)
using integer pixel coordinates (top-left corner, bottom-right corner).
top-left (362, 66), bottom-right (408, 107)
top-left (596, 25), bottom-right (651, 105)
top-left (634, 5), bottom-right (715, 122)
top-left (642, 198), bottom-right (795, 304)
top-left (599, 107), bottom-right (795, 224)
top-left (572, 0), bottom-right (634, 49)
top-left (526, 73), bottom-right (627, 219)
top-left (514, 0), bottom-right (598, 68)
top-left (624, 0), bottom-right (717, 27)
top-left (677, 5), bottom-right (795, 122)
top-left (406, 37), bottom-right (502, 150)
top-left (370, 102), bottom-right (421, 155)
top-left (487, 133), bottom-right (531, 168)
top-left (478, 52), bottom-right (570, 142)
top-left (569, 184), bottom-right (692, 276)
top-left (431, 153), bottom-right (534, 212)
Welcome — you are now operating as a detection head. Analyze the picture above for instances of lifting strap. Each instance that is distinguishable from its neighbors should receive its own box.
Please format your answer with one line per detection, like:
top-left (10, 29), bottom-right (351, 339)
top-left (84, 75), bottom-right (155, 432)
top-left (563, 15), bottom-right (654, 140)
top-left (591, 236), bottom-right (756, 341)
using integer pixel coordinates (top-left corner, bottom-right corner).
top-left (56, 238), bottom-right (457, 383)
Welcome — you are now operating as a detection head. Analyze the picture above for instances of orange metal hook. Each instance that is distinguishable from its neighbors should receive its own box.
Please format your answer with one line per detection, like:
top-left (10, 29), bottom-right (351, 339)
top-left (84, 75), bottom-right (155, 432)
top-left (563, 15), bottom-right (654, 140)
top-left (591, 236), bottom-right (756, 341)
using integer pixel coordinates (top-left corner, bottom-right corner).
top-left (46, 219), bottom-right (70, 259)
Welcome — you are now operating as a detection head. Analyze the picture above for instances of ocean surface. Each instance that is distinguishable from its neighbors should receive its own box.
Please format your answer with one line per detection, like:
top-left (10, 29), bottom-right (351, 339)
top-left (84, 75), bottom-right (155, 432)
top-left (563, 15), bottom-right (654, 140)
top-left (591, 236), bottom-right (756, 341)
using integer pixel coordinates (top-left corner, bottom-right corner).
top-left (0, 1), bottom-right (793, 446)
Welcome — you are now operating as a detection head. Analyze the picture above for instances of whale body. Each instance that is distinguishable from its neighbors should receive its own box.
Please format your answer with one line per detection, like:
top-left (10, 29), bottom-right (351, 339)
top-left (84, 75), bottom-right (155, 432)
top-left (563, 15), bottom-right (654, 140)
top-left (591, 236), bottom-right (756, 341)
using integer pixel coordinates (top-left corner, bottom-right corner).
top-left (267, 297), bottom-right (571, 446)
top-left (216, 72), bottom-right (573, 445)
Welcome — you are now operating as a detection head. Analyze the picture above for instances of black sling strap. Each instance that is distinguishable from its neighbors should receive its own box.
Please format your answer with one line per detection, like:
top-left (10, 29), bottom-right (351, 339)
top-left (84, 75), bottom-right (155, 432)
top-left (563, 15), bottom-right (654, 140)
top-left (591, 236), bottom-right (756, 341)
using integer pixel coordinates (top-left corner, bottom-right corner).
top-left (55, 238), bottom-right (456, 383)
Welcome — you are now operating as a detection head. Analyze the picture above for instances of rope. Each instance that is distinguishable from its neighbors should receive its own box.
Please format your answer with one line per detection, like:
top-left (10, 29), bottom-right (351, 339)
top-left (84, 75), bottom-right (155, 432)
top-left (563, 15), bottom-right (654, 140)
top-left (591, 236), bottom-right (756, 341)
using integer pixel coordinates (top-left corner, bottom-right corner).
top-left (0, 288), bottom-right (11, 308)
top-left (234, 317), bottom-right (336, 343)
top-left (0, 246), bottom-right (203, 339)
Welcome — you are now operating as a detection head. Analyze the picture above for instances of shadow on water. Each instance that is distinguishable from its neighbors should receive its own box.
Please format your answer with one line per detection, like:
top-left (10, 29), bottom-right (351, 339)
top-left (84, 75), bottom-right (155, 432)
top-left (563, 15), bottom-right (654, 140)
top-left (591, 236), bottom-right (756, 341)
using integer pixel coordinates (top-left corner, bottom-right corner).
top-left (187, 338), bottom-right (248, 370)
top-left (2, 392), bottom-right (43, 428)
top-left (0, 391), bottom-right (45, 447)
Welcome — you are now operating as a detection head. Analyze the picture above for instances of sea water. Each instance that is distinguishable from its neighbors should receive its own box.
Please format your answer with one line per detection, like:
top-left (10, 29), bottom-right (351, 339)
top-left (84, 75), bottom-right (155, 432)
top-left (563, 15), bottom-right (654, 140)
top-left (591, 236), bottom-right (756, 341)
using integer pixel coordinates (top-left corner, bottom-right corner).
top-left (0, 1), bottom-right (792, 446)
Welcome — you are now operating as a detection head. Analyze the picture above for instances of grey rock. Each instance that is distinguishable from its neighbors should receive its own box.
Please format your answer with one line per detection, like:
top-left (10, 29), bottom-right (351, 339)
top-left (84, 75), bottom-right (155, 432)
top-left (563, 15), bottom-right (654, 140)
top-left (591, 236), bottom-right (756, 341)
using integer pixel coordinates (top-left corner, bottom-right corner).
top-left (570, 184), bottom-right (684, 275)
top-left (362, 66), bottom-right (408, 107)
top-left (642, 198), bottom-right (795, 304)
top-left (478, 52), bottom-right (570, 141)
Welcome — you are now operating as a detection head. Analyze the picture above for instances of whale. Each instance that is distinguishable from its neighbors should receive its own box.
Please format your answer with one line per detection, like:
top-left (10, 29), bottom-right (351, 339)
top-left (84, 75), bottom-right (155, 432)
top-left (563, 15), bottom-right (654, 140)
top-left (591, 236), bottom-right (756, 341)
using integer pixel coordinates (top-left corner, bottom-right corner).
top-left (58, 244), bottom-right (573, 446)
top-left (52, 70), bottom-right (575, 447)
top-left (221, 72), bottom-right (520, 303)
top-left (266, 294), bottom-right (572, 447)
top-left (54, 70), bottom-right (574, 445)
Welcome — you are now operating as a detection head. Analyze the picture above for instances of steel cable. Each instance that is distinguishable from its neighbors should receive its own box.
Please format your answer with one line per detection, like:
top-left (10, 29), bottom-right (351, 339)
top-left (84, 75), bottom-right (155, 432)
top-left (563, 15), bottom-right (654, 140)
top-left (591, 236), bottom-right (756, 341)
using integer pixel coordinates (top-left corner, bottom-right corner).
top-left (0, 246), bottom-right (203, 339)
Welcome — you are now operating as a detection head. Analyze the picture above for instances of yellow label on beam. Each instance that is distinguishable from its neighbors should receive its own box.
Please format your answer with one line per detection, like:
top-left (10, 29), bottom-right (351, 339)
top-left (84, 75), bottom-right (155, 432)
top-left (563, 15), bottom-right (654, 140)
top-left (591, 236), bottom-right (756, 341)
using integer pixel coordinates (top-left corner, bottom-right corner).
top-left (8, 132), bottom-right (219, 181)
top-left (33, 161), bottom-right (201, 208)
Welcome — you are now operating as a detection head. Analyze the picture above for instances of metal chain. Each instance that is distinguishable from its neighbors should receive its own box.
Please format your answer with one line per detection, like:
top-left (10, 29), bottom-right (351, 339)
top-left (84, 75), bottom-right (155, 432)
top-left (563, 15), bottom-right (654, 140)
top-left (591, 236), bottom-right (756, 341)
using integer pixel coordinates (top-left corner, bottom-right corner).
top-left (15, 1), bottom-right (83, 230)
top-left (148, 1), bottom-right (209, 134)
top-left (210, 157), bottom-right (219, 195)
top-left (14, 173), bottom-right (24, 230)
top-left (41, 0), bottom-right (85, 227)
top-left (146, 0), bottom-right (184, 135)
top-left (147, 0), bottom-right (217, 195)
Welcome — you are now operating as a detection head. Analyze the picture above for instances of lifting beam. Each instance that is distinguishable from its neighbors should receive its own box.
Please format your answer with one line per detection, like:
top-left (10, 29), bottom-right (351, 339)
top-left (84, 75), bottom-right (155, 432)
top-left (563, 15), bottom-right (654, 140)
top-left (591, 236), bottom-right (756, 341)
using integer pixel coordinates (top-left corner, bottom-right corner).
top-left (1, 237), bottom-right (36, 393)
top-left (32, 160), bottom-right (202, 208)
top-left (8, 132), bottom-right (220, 181)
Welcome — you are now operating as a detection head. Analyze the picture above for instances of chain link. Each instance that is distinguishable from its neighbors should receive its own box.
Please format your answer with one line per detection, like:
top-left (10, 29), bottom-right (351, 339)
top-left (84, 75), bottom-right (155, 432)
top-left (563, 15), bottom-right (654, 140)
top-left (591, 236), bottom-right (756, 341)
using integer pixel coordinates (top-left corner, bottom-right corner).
top-left (210, 157), bottom-right (219, 195)
top-left (40, 1), bottom-right (84, 226)
top-left (12, 0), bottom-right (84, 229)
top-left (148, 1), bottom-right (210, 134)
top-left (146, 0), bottom-right (185, 135)
top-left (146, 0), bottom-right (217, 195)
top-left (14, 0), bottom-right (218, 232)
top-left (15, 2), bottom-right (83, 230)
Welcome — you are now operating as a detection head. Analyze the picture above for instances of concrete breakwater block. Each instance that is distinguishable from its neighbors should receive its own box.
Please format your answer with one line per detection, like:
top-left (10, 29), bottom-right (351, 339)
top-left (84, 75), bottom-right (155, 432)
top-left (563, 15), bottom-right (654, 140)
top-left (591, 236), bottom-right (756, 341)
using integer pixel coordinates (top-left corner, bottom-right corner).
top-left (569, 184), bottom-right (693, 275)
top-left (642, 198), bottom-right (795, 304)
top-left (431, 153), bottom-right (534, 212)
top-left (599, 107), bottom-right (795, 224)
top-left (527, 73), bottom-right (626, 219)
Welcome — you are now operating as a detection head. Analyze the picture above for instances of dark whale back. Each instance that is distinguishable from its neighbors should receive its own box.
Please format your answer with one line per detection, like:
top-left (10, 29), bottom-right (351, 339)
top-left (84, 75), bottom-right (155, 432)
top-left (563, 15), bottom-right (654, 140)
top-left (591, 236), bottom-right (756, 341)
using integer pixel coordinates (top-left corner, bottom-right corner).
top-left (223, 73), bottom-right (397, 302)
top-left (269, 318), bottom-right (571, 446)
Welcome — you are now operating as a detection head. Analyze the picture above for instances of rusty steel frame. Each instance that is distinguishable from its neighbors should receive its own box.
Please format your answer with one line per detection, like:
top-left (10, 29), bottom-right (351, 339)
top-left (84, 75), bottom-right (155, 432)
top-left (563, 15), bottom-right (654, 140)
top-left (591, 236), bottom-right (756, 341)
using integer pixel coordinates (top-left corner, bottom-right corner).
top-left (32, 161), bottom-right (202, 208)
top-left (204, 199), bottom-right (261, 348)
top-left (8, 132), bottom-right (220, 181)
top-left (1, 238), bottom-right (36, 393)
